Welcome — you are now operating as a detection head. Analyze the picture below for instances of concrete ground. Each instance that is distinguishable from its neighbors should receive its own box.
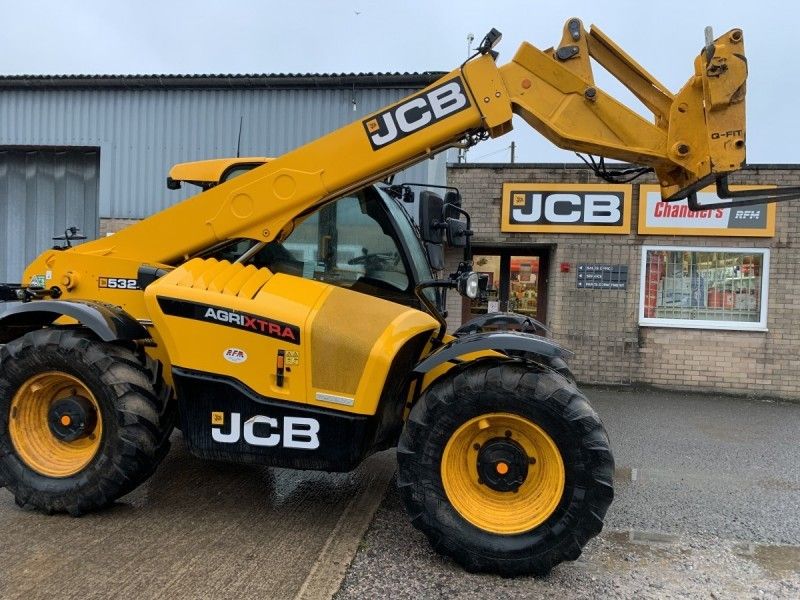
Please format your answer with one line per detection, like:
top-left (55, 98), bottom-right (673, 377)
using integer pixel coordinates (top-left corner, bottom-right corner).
top-left (0, 438), bottom-right (395, 600)
top-left (1, 387), bottom-right (799, 599)
top-left (336, 388), bottom-right (800, 599)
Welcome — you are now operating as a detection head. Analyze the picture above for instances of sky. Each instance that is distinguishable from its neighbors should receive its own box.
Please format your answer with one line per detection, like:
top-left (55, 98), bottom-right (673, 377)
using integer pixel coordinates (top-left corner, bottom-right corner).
top-left (0, 0), bottom-right (794, 164)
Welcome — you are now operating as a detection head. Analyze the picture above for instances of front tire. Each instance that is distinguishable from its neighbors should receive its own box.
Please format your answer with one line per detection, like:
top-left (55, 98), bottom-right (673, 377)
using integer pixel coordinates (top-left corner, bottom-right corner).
top-left (0, 329), bottom-right (171, 515)
top-left (397, 360), bottom-right (613, 576)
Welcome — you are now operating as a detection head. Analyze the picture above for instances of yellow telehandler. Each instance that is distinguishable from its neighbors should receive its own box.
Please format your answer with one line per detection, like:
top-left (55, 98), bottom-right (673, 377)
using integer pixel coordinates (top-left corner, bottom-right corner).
top-left (0, 20), bottom-right (759, 575)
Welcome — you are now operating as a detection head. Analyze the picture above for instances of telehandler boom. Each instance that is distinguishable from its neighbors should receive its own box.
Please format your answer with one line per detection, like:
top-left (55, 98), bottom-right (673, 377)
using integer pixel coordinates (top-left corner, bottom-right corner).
top-left (0, 19), bottom-right (753, 575)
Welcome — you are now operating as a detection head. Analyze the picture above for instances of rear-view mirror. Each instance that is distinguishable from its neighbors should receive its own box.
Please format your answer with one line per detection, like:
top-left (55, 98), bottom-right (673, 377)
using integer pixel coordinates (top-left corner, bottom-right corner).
top-left (419, 191), bottom-right (444, 244)
top-left (445, 217), bottom-right (468, 248)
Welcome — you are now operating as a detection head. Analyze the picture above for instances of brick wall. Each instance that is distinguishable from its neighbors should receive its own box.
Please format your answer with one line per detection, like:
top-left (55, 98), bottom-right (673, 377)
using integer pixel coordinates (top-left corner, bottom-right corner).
top-left (447, 163), bottom-right (800, 400)
top-left (99, 218), bottom-right (140, 236)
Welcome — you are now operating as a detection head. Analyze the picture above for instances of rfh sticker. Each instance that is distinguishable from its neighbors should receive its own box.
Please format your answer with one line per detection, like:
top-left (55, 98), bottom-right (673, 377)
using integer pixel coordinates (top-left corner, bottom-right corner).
top-left (157, 297), bottom-right (301, 344)
top-left (223, 348), bottom-right (248, 364)
top-left (363, 77), bottom-right (470, 149)
top-left (211, 412), bottom-right (320, 450)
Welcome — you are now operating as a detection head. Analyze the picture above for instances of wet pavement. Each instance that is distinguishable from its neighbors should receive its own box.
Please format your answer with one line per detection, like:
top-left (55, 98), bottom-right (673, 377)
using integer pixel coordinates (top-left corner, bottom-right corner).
top-left (0, 437), bottom-right (395, 600)
top-left (1, 387), bottom-right (799, 599)
top-left (336, 387), bottom-right (800, 599)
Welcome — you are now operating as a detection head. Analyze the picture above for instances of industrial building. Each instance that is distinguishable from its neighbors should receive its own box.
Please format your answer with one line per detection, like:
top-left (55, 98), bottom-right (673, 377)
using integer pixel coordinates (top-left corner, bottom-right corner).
top-left (0, 72), bottom-right (446, 282)
top-left (2, 73), bottom-right (798, 399)
top-left (445, 163), bottom-right (799, 399)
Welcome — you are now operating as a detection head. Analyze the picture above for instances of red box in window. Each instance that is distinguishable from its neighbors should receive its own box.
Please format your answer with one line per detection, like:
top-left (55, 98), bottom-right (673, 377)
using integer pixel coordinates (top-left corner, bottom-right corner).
top-left (707, 290), bottom-right (735, 309)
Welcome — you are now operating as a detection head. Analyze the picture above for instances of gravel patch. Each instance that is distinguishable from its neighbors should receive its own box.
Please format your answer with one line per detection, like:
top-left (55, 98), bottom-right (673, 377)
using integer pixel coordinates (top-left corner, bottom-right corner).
top-left (337, 387), bottom-right (800, 598)
top-left (336, 485), bottom-right (800, 600)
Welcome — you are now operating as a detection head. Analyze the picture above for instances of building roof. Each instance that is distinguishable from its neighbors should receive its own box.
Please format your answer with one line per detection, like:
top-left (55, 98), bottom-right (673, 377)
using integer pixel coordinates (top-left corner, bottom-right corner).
top-left (0, 72), bottom-right (447, 90)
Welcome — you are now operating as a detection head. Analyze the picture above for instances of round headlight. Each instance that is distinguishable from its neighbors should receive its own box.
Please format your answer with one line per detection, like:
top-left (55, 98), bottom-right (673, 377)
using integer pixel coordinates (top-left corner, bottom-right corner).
top-left (465, 272), bottom-right (479, 298)
top-left (458, 271), bottom-right (480, 299)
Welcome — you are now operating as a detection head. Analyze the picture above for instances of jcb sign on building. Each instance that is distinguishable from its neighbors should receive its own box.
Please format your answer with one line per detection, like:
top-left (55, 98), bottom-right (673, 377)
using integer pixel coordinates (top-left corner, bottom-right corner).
top-left (501, 184), bottom-right (632, 234)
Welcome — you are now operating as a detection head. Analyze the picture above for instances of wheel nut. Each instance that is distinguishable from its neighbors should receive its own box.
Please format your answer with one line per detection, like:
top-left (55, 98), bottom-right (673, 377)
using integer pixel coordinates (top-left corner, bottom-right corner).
top-left (473, 443), bottom-right (481, 451)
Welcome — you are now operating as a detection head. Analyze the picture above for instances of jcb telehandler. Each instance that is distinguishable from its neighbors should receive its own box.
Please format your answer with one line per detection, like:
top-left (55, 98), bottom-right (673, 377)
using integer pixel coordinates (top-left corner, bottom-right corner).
top-left (0, 20), bottom-right (759, 575)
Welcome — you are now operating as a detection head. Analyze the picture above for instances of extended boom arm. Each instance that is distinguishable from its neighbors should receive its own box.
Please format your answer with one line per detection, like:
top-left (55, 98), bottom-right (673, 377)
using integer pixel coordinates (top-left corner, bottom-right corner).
top-left (58, 19), bottom-right (749, 268)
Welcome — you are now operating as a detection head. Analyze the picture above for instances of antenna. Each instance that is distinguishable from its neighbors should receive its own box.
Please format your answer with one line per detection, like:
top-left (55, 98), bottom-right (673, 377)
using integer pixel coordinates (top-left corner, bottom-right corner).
top-left (459, 33), bottom-right (475, 164)
top-left (236, 116), bottom-right (244, 157)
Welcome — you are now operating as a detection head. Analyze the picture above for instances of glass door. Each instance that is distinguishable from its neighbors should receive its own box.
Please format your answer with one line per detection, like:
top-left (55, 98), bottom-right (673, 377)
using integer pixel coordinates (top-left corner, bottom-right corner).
top-left (508, 256), bottom-right (539, 317)
top-left (470, 254), bottom-right (502, 316)
top-left (465, 251), bottom-right (547, 323)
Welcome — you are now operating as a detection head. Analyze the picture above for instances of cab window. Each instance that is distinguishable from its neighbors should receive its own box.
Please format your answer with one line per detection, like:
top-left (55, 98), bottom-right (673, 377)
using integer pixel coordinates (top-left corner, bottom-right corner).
top-left (249, 192), bottom-right (410, 292)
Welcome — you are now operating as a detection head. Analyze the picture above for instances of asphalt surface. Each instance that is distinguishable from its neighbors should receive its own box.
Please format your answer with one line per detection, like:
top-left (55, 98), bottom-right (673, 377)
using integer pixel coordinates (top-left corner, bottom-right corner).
top-left (336, 387), bottom-right (800, 599)
top-left (0, 437), bottom-right (395, 600)
top-left (1, 387), bottom-right (798, 599)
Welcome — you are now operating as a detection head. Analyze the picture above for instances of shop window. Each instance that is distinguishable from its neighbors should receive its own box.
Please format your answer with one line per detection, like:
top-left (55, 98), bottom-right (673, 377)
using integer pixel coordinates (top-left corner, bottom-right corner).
top-left (639, 246), bottom-right (769, 331)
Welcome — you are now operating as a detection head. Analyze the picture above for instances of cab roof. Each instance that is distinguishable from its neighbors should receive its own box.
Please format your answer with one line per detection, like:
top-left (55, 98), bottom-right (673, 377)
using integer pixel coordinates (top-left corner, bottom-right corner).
top-left (167, 157), bottom-right (271, 189)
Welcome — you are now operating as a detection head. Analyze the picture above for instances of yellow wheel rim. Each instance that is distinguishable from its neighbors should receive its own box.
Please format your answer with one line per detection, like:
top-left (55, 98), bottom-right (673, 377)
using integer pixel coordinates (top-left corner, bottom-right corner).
top-left (441, 412), bottom-right (565, 535)
top-left (9, 371), bottom-right (103, 478)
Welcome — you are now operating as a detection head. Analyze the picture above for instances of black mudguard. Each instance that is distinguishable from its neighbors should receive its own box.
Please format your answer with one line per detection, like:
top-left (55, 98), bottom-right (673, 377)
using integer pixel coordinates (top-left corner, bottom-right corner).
top-left (453, 311), bottom-right (551, 337)
top-left (412, 330), bottom-right (572, 374)
top-left (0, 299), bottom-right (148, 344)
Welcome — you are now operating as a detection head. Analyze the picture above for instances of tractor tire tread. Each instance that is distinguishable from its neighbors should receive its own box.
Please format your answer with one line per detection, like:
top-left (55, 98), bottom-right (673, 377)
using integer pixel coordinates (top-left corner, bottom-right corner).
top-left (0, 330), bottom-right (171, 515)
top-left (397, 359), bottom-right (614, 577)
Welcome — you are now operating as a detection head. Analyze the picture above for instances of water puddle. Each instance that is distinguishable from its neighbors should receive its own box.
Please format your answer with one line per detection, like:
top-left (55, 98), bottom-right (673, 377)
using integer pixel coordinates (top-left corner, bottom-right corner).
top-left (604, 529), bottom-right (683, 562)
top-left (734, 543), bottom-right (800, 576)
top-left (607, 529), bottom-right (678, 546)
top-left (614, 467), bottom-right (637, 482)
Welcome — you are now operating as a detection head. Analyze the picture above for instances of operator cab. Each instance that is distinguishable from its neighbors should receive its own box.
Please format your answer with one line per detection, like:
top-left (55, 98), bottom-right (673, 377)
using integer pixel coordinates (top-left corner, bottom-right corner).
top-left (166, 157), bottom-right (272, 191)
top-left (201, 185), bottom-right (439, 309)
top-left (169, 158), bottom-right (471, 313)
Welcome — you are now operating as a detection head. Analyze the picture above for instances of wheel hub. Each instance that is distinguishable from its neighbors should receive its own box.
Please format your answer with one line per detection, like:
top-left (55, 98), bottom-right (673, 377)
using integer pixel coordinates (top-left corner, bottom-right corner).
top-left (477, 437), bottom-right (530, 492)
top-left (48, 395), bottom-right (98, 442)
top-left (9, 371), bottom-right (104, 478)
top-left (440, 412), bottom-right (566, 535)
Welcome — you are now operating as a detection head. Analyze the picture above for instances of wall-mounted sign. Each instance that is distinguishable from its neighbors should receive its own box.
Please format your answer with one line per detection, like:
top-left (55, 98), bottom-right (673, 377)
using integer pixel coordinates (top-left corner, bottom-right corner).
top-left (637, 184), bottom-right (776, 237)
top-left (576, 264), bottom-right (628, 290)
top-left (501, 183), bottom-right (632, 234)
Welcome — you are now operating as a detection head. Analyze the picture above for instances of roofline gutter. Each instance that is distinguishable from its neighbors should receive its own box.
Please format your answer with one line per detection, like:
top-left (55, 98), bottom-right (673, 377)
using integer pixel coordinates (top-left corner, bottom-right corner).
top-left (0, 72), bottom-right (447, 91)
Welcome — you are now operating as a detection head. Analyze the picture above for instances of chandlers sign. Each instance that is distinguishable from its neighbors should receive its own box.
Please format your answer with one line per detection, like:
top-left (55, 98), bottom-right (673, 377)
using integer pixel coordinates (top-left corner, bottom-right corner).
top-left (501, 183), bottom-right (632, 234)
top-left (637, 184), bottom-right (776, 237)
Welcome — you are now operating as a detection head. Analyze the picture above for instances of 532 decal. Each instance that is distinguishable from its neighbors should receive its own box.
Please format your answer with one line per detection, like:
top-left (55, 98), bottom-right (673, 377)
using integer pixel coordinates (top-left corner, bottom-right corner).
top-left (98, 277), bottom-right (139, 290)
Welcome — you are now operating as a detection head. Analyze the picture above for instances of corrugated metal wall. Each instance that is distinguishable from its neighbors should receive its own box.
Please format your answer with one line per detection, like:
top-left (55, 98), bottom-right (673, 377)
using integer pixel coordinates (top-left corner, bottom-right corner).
top-left (0, 87), bottom-right (445, 220)
top-left (0, 148), bottom-right (99, 282)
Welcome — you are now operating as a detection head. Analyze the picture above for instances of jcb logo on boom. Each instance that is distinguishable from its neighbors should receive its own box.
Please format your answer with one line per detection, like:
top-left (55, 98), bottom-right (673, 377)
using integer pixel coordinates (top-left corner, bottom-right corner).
top-left (363, 77), bottom-right (470, 149)
top-left (211, 412), bottom-right (320, 450)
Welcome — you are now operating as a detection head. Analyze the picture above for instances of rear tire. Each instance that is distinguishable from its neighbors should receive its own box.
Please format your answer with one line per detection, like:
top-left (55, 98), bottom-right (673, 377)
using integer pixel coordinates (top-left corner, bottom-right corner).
top-left (397, 359), bottom-right (613, 576)
top-left (0, 329), bottom-right (171, 515)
